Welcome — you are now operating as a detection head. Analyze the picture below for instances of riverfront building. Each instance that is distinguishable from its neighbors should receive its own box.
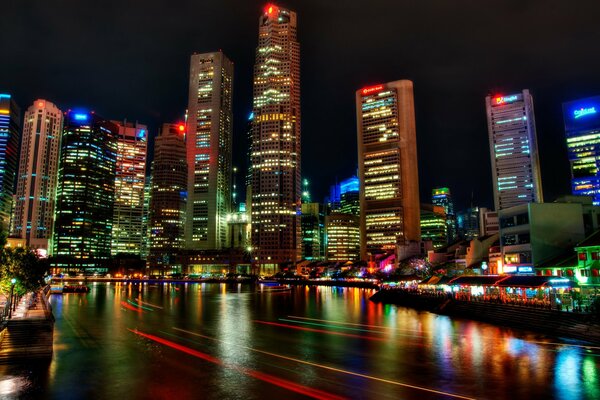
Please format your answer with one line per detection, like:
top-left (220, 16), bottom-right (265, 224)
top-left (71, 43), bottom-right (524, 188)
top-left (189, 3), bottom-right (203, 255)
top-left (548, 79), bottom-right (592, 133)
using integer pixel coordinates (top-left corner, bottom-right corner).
top-left (250, 5), bottom-right (302, 273)
top-left (52, 111), bottom-right (118, 272)
top-left (186, 51), bottom-right (233, 251)
top-left (0, 94), bottom-right (21, 232)
top-left (148, 124), bottom-right (188, 274)
top-left (325, 212), bottom-right (360, 262)
top-left (10, 100), bottom-right (62, 253)
top-left (301, 202), bottom-right (325, 261)
top-left (420, 204), bottom-right (448, 249)
top-left (356, 80), bottom-right (420, 263)
top-left (486, 90), bottom-right (543, 211)
top-left (562, 95), bottom-right (600, 205)
top-left (111, 120), bottom-right (148, 256)
top-left (432, 187), bottom-right (456, 243)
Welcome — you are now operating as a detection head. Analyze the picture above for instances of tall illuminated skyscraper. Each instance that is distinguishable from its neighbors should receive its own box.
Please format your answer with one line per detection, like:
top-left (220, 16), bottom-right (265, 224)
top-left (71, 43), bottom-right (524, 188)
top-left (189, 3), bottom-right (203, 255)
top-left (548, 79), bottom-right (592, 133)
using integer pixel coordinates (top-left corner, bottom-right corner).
top-left (148, 123), bottom-right (188, 274)
top-left (0, 94), bottom-right (21, 232)
top-left (111, 120), bottom-right (148, 256)
top-left (432, 187), bottom-right (456, 242)
top-left (251, 4), bottom-right (301, 273)
top-left (10, 100), bottom-right (62, 252)
top-left (356, 80), bottom-right (420, 262)
top-left (486, 90), bottom-right (543, 211)
top-left (562, 96), bottom-right (600, 204)
top-left (186, 51), bottom-right (233, 251)
top-left (52, 111), bottom-right (118, 272)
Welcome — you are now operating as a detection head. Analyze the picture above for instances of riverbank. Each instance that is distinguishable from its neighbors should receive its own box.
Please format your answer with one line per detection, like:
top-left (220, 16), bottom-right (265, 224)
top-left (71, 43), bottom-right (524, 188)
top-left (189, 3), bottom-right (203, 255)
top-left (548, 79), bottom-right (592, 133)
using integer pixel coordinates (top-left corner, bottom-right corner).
top-left (370, 289), bottom-right (600, 344)
top-left (52, 277), bottom-right (380, 289)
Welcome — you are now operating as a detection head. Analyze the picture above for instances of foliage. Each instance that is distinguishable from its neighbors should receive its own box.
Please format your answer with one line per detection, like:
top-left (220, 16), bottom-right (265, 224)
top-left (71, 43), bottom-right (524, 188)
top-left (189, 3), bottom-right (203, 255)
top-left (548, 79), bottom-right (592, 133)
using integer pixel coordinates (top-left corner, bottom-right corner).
top-left (0, 233), bottom-right (49, 297)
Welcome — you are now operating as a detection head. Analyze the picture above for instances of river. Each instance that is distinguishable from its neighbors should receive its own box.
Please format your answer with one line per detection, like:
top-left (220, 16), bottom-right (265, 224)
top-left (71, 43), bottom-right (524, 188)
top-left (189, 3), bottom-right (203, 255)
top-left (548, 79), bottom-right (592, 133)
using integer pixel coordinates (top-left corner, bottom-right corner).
top-left (0, 282), bottom-right (599, 399)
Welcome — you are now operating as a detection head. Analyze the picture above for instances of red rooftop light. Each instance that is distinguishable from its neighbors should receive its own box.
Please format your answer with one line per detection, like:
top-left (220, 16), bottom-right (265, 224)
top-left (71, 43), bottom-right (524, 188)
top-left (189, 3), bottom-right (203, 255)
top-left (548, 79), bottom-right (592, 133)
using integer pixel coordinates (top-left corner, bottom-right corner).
top-left (361, 85), bottom-right (384, 95)
top-left (178, 124), bottom-right (185, 132)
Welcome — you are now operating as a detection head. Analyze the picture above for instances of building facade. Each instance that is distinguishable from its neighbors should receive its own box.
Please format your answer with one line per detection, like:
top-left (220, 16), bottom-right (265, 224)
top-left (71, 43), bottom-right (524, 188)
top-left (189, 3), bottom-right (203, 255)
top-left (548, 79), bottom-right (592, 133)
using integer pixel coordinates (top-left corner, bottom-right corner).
top-left (432, 187), bottom-right (456, 243)
top-left (420, 204), bottom-right (448, 249)
top-left (562, 95), bottom-right (600, 205)
top-left (52, 111), bottom-right (118, 272)
top-left (10, 100), bottom-right (62, 253)
top-left (301, 202), bottom-right (324, 261)
top-left (186, 51), bottom-right (233, 251)
top-left (325, 212), bottom-right (360, 262)
top-left (486, 90), bottom-right (543, 211)
top-left (250, 5), bottom-right (301, 273)
top-left (148, 124), bottom-right (188, 275)
top-left (356, 80), bottom-right (420, 263)
top-left (111, 120), bottom-right (147, 256)
top-left (0, 94), bottom-right (21, 232)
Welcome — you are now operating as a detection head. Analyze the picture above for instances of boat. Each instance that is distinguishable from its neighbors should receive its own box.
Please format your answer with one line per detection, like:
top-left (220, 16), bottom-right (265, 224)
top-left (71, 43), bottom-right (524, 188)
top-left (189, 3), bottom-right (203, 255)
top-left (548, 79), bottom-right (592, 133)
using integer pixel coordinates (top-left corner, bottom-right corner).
top-left (49, 284), bottom-right (64, 294)
top-left (62, 285), bottom-right (90, 293)
top-left (260, 285), bottom-right (291, 293)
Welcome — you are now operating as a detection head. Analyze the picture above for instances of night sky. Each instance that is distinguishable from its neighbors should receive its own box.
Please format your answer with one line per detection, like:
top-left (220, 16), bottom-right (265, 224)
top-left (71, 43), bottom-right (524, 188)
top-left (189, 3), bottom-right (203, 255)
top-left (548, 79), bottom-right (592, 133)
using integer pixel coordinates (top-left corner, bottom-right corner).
top-left (3, 0), bottom-right (600, 211)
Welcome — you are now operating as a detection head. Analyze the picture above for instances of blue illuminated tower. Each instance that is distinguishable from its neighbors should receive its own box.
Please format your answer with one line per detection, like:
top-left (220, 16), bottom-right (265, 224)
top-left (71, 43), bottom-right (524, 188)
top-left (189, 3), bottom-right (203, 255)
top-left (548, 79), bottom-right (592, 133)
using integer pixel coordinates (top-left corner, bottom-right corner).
top-left (563, 96), bottom-right (600, 204)
top-left (0, 94), bottom-right (21, 232)
top-left (486, 90), bottom-right (543, 211)
top-left (52, 111), bottom-right (118, 272)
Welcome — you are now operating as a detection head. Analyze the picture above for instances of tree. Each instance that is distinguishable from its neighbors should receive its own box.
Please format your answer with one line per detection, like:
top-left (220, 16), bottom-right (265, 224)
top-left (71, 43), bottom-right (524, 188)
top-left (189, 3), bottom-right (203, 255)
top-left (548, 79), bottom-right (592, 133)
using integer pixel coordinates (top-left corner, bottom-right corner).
top-left (0, 233), bottom-right (49, 298)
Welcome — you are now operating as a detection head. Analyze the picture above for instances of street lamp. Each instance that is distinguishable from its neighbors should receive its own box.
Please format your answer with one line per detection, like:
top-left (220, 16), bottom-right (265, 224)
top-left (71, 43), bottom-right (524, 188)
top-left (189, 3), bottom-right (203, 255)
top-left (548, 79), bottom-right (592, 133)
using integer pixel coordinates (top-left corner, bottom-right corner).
top-left (8, 278), bottom-right (16, 319)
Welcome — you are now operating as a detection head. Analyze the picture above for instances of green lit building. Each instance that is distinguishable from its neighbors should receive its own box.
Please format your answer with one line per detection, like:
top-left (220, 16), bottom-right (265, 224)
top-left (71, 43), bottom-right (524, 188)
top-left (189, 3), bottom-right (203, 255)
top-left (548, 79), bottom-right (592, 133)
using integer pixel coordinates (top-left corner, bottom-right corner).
top-left (421, 204), bottom-right (448, 249)
top-left (432, 187), bottom-right (457, 243)
top-left (52, 111), bottom-right (118, 273)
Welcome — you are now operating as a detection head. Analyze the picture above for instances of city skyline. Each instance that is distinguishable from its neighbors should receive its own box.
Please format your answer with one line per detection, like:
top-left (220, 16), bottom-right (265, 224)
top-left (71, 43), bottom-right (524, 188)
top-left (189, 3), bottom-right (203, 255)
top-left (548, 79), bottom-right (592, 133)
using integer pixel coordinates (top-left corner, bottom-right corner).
top-left (4, 2), bottom-right (600, 211)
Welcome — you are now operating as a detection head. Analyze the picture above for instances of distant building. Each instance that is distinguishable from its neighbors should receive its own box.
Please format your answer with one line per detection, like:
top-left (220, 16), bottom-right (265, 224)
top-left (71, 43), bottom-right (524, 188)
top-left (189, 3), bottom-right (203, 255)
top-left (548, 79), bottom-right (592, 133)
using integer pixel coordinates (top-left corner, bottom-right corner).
top-left (562, 95), bottom-right (600, 205)
top-left (186, 51), bottom-right (233, 251)
top-left (420, 204), bottom-right (448, 249)
top-left (479, 207), bottom-right (499, 236)
top-left (226, 203), bottom-right (249, 250)
top-left (339, 176), bottom-right (360, 216)
top-left (301, 202), bottom-right (325, 261)
top-left (432, 187), bottom-right (456, 242)
top-left (0, 94), bottom-right (20, 232)
top-left (148, 124), bottom-right (188, 275)
top-left (251, 5), bottom-right (301, 274)
top-left (498, 197), bottom-right (599, 275)
top-left (357, 80), bottom-right (420, 263)
top-left (10, 100), bottom-right (62, 253)
top-left (457, 207), bottom-right (480, 239)
top-left (52, 111), bottom-right (118, 272)
top-left (486, 90), bottom-right (543, 211)
top-left (111, 120), bottom-right (148, 256)
top-left (325, 212), bottom-right (360, 262)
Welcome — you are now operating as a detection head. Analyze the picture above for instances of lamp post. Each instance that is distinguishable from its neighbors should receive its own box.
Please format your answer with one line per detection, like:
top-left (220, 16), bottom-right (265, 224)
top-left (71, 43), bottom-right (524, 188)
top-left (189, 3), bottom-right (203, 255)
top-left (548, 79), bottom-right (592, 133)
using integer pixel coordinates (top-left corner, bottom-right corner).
top-left (8, 278), bottom-right (16, 319)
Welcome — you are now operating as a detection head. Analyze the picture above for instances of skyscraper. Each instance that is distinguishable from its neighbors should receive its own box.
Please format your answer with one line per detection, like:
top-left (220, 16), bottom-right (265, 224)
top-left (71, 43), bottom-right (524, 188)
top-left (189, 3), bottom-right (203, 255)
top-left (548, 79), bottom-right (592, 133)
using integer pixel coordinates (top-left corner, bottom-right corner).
top-left (10, 100), bottom-right (63, 253)
top-left (52, 111), bottom-right (118, 272)
top-left (432, 187), bottom-right (457, 242)
top-left (486, 90), bottom-right (543, 211)
top-left (111, 120), bottom-right (148, 256)
top-left (148, 123), bottom-right (188, 274)
top-left (356, 80), bottom-right (420, 263)
top-left (251, 4), bottom-right (301, 273)
top-left (325, 213), bottom-right (360, 262)
top-left (0, 94), bottom-right (21, 232)
top-left (562, 95), bottom-right (600, 204)
top-left (186, 51), bottom-right (233, 251)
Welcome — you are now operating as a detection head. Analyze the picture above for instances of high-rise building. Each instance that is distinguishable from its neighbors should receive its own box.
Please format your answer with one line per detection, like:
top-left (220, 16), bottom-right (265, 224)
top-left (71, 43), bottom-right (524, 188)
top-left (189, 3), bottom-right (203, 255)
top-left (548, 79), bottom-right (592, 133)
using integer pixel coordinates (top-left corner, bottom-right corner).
top-left (562, 96), bottom-right (600, 205)
top-left (325, 212), bottom-right (360, 262)
top-left (140, 175), bottom-right (151, 260)
top-left (432, 187), bottom-right (457, 243)
top-left (186, 51), bottom-right (233, 251)
top-left (0, 94), bottom-right (21, 232)
top-left (301, 202), bottom-right (324, 261)
top-left (479, 207), bottom-right (499, 236)
top-left (457, 207), bottom-right (480, 240)
top-left (356, 80), bottom-right (420, 263)
top-left (52, 111), bottom-right (118, 272)
top-left (10, 100), bottom-right (62, 253)
top-left (339, 176), bottom-right (360, 216)
top-left (251, 5), bottom-right (301, 273)
top-left (148, 123), bottom-right (188, 274)
top-left (420, 204), bottom-right (448, 249)
top-left (486, 90), bottom-right (543, 211)
top-left (111, 120), bottom-right (148, 256)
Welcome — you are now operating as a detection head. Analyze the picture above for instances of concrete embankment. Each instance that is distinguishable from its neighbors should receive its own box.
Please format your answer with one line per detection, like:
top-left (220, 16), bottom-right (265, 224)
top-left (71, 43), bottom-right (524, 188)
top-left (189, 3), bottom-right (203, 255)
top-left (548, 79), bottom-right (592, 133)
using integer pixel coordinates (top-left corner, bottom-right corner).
top-left (370, 290), bottom-right (600, 344)
top-left (0, 287), bottom-right (54, 363)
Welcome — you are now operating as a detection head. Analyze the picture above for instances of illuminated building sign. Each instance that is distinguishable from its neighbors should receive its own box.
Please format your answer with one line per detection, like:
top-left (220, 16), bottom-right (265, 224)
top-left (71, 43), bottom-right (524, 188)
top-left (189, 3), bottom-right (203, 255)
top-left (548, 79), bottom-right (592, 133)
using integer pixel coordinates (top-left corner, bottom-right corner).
top-left (361, 85), bottom-right (384, 96)
top-left (74, 113), bottom-right (88, 121)
top-left (492, 94), bottom-right (519, 106)
top-left (503, 265), bottom-right (517, 273)
top-left (573, 107), bottom-right (597, 119)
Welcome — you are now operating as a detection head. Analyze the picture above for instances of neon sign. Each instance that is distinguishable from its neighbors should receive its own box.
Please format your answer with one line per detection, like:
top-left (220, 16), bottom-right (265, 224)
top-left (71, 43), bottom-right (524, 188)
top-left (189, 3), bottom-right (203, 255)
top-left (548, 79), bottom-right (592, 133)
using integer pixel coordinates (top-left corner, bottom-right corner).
top-left (74, 113), bottom-right (88, 121)
top-left (574, 107), bottom-right (597, 119)
top-left (493, 95), bottom-right (518, 105)
top-left (362, 85), bottom-right (384, 95)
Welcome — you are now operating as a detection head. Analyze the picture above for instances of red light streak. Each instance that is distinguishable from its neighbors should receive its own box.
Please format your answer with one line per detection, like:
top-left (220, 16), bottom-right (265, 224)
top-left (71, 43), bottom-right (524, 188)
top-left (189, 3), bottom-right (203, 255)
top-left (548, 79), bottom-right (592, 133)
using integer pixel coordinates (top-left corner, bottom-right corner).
top-left (254, 320), bottom-right (386, 341)
top-left (120, 301), bottom-right (143, 313)
top-left (361, 85), bottom-right (384, 95)
top-left (128, 329), bottom-right (346, 400)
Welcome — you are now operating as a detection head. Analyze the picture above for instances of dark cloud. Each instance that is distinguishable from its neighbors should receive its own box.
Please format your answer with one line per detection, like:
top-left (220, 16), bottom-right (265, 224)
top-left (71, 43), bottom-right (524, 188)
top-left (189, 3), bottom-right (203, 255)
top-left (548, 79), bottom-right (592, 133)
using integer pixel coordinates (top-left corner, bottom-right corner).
top-left (2, 0), bottom-right (600, 210)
